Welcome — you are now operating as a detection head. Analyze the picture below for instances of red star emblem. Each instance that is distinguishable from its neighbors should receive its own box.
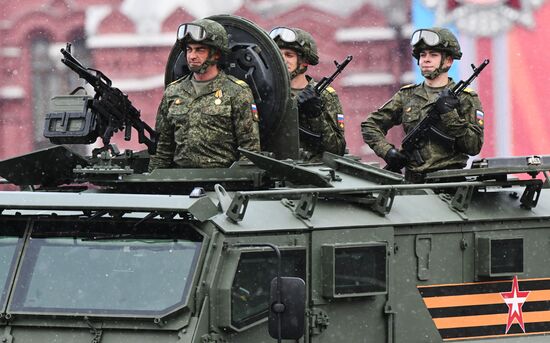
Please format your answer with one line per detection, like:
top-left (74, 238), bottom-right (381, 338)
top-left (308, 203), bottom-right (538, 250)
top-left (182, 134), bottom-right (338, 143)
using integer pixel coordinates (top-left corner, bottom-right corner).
top-left (500, 275), bottom-right (530, 334)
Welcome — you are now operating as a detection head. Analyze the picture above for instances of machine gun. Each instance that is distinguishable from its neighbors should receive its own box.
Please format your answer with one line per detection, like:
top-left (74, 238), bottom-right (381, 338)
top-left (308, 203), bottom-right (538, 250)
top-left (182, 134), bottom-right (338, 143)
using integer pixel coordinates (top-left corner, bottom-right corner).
top-left (44, 44), bottom-right (158, 155)
top-left (392, 59), bottom-right (490, 171)
top-left (299, 55), bottom-right (353, 141)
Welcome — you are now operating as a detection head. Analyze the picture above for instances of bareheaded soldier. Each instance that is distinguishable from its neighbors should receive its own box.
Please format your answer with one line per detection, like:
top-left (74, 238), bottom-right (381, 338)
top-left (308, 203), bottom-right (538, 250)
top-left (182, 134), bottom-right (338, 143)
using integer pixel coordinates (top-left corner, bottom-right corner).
top-left (270, 26), bottom-right (346, 161)
top-left (148, 18), bottom-right (260, 171)
top-left (361, 27), bottom-right (484, 182)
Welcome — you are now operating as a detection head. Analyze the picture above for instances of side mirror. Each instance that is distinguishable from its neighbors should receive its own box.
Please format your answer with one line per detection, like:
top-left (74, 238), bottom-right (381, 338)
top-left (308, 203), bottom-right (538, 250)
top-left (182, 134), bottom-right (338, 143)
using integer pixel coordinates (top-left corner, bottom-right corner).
top-left (268, 276), bottom-right (306, 340)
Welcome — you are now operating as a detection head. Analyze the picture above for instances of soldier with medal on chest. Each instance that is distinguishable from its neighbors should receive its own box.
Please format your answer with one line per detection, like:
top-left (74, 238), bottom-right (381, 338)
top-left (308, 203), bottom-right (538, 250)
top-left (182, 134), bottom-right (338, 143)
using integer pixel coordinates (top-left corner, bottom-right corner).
top-left (149, 18), bottom-right (260, 171)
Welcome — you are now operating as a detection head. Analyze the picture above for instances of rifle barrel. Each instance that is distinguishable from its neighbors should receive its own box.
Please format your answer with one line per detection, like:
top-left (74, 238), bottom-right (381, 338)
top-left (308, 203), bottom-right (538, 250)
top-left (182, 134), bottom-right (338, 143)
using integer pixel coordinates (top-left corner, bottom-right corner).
top-left (452, 59), bottom-right (490, 95)
top-left (314, 55), bottom-right (353, 94)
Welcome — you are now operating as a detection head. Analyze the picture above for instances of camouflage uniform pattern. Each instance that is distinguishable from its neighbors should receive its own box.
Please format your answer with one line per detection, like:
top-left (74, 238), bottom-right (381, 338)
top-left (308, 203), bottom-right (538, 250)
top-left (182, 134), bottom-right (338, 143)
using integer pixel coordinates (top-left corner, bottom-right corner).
top-left (148, 70), bottom-right (260, 170)
top-left (296, 77), bottom-right (346, 160)
top-left (361, 79), bottom-right (484, 173)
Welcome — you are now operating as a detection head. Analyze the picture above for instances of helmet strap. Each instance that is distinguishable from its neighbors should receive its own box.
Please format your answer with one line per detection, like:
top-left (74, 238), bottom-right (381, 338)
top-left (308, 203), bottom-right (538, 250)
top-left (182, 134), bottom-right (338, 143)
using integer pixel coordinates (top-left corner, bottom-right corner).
top-left (289, 55), bottom-right (308, 79)
top-left (290, 65), bottom-right (308, 79)
top-left (421, 51), bottom-right (450, 80)
top-left (438, 52), bottom-right (452, 73)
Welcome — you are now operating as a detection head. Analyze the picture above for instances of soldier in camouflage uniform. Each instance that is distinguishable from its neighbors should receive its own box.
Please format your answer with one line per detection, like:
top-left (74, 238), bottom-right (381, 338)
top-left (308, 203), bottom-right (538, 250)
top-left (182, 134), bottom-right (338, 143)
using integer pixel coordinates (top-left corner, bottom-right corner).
top-left (148, 18), bottom-right (260, 170)
top-left (269, 27), bottom-right (346, 161)
top-left (361, 27), bottom-right (484, 180)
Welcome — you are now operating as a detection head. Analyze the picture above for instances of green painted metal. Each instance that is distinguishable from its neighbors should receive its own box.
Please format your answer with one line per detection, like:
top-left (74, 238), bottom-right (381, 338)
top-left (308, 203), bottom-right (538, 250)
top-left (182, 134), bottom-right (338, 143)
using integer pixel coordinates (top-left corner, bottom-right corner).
top-left (1, 161), bottom-right (550, 342)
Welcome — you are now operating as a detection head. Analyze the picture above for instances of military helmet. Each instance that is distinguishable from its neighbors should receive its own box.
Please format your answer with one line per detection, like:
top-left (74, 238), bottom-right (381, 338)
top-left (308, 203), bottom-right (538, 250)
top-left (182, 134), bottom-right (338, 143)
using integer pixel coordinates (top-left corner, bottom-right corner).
top-left (269, 27), bottom-right (319, 65)
top-left (411, 27), bottom-right (462, 60)
top-left (177, 18), bottom-right (229, 54)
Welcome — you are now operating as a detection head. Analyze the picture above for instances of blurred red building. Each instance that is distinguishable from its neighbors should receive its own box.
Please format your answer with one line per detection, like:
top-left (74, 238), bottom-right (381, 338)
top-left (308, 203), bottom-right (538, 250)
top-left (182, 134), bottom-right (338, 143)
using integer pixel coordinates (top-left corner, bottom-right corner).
top-left (0, 0), bottom-right (412, 162)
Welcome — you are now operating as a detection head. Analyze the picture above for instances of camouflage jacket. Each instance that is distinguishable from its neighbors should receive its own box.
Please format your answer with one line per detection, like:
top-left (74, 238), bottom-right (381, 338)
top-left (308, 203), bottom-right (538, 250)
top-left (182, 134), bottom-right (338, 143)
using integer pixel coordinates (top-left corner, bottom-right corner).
top-left (148, 70), bottom-right (260, 170)
top-left (361, 79), bottom-right (484, 173)
top-left (295, 76), bottom-right (346, 161)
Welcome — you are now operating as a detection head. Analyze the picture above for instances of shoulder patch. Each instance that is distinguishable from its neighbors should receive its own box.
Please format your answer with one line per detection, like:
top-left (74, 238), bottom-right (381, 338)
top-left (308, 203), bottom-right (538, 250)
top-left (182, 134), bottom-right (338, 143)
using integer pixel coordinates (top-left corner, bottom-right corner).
top-left (378, 99), bottom-right (390, 109)
top-left (476, 110), bottom-right (484, 127)
top-left (167, 76), bottom-right (186, 87)
top-left (227, 74), bottom-right (249, 88)
top-left (462, 87), bottom-right (477, 95)
top-left (326, 86), bottom-right (336, 94)
top-left (400, 83), bottom-right (418, 90)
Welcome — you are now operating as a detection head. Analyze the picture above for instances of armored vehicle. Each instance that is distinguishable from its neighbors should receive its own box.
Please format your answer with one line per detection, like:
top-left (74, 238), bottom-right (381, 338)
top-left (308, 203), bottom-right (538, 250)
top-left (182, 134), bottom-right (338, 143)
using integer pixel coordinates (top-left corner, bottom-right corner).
top-left (1, 15), bottom-right (550, 343)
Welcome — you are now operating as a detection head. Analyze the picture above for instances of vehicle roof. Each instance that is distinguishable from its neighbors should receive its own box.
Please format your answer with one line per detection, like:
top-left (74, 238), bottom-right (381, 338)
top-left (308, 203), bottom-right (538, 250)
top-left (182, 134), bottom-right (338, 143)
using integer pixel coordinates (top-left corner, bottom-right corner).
top-left (1, 148), bottom-right (549, 235)
top-left (213, 187), bottom-right (550, 234)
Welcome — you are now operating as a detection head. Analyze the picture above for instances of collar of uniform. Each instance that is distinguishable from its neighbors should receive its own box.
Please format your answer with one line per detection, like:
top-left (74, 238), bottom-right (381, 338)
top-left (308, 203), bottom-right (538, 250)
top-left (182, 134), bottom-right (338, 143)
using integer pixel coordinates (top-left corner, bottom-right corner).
top-left (179, 74), bottom-right (196, 96)
top-left (416, 77), bottom-right (457, 103)
top-left (182, 70), bottom-right (227, 97)
top-left (305, 74), bottom-right (316, 87)
top-left (205, 70), bottom-right (227, 95)
top-left (446, 77), bottom-right (456, 90)
top-left (411, 83), bottom-right (429, 101)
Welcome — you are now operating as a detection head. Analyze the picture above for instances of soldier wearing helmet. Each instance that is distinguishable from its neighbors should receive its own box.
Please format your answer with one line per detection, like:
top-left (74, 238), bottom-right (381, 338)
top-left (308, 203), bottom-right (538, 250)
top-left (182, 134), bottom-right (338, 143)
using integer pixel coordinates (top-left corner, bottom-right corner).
top-left (270, 26), bottom-right (345, 161)
top-left (361, 27), bottom-right (484, 181)
top-left (149, 18), bottom-right (260, 170)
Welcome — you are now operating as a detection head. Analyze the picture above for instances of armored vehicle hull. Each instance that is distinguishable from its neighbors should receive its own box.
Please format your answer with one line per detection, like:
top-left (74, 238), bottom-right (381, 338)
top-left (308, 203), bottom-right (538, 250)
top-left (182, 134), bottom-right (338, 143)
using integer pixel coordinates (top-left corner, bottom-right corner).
top-left (1, 149), bottom-right (550, 342)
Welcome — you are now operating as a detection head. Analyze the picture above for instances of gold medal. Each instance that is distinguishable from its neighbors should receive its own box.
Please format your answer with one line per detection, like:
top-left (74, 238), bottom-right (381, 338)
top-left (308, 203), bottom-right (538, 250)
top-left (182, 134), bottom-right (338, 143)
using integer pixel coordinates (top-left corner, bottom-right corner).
top-left (214, 89), bottom-right (222, 105)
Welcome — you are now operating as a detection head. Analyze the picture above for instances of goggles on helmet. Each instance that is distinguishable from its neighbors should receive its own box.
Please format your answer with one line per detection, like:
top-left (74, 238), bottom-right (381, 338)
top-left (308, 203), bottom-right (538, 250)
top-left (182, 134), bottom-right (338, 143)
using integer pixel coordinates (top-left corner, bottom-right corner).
top-left (177, 24), bottom-right (207, 42)
top-left (269, 27), bottom-right (302, 45)
top-left (411, 29), bottom-right (441, 47)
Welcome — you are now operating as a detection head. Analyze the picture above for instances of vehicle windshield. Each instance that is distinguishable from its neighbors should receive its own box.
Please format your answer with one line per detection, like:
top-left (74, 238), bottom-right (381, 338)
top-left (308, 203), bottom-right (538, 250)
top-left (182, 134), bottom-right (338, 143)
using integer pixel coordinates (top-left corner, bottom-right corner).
top-left (0, 236), bottom-right (22, 309)
top-left (9, 219), bottom-right (203, 317)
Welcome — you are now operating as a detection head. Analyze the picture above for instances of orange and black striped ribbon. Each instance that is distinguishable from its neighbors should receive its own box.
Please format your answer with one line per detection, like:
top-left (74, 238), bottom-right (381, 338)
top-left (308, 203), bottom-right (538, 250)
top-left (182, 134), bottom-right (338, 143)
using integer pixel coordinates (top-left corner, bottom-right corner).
top-left (418, 278), bottom-right (550, 340)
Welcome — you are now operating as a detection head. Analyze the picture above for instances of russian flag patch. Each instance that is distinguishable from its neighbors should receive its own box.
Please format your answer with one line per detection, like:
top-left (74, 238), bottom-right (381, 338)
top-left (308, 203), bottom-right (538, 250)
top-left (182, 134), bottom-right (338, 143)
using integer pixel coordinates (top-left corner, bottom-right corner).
top-left (476, 110), bottom-right (484, 127)
top-left (337, 113), bottom-right (345, 128)
top-left (251, 103), bottom-right (259, 121)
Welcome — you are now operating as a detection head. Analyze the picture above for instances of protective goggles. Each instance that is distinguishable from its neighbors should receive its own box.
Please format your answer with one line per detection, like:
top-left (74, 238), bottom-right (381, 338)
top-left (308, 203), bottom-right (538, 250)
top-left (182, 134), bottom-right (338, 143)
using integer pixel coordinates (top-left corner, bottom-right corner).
top-left (269, 27), bottom-right (300, 44)
top-left (410, 29), bottom-right (440, 46)
top-left (177, 24), bottom-right (207, 42)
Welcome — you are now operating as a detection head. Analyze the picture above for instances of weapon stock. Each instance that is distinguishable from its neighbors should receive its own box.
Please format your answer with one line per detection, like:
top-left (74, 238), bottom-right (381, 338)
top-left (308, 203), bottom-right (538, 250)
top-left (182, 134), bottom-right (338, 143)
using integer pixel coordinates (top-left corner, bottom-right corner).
top-left (55, 45), bottom-right (158, 155)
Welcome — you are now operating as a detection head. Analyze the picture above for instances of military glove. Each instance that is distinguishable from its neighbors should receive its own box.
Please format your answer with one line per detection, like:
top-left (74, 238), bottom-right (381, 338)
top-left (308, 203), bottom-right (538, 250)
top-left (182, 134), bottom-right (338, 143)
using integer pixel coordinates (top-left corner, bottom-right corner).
top-left (297, 85), bottom-right (322, 118)
top-left (384, 148), bottom-right (408, 172)
top-left (433, 88), bottom-right (460, 115)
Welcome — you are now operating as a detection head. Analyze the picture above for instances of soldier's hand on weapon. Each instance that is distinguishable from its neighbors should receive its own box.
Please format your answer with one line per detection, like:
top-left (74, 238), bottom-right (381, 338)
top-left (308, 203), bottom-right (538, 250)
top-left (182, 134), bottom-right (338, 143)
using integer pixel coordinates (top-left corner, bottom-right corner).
top-left (297, 85), bottom-right (322, 118)
top-left (384, 148), bottom-right (408, 172)
top-left (433, 88), bottom-right (460, 115)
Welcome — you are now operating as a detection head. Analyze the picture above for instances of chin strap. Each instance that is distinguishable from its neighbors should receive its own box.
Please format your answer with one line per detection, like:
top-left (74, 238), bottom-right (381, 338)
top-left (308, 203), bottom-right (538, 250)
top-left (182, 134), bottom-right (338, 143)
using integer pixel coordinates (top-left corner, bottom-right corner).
top-left (290, 65), bottom-right (308, 79)
top-left (420, 52), bottom-right (451, 80)
top-left (289, 55), bottom-right (309, 79)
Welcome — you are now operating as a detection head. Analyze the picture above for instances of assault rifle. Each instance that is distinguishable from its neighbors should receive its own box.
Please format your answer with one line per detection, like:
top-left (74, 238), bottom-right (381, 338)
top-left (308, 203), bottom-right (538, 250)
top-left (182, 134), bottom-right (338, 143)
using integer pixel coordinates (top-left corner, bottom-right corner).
top-left (44, 43), bottom-right (158, 155)
top-left (397, 59), bottom-right (490, 169)
top-left (299, 55), bottom-right (353, 141)
top-left (314, 55), bottom-right (353, 94)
